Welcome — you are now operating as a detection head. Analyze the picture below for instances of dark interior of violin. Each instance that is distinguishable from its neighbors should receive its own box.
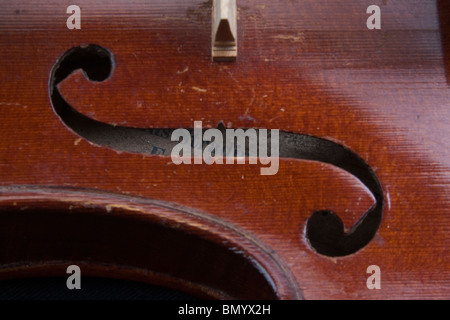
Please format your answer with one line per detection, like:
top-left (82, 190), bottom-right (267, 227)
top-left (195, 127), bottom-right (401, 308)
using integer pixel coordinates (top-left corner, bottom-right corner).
top-left (0, 0), bottom-right (449, 300)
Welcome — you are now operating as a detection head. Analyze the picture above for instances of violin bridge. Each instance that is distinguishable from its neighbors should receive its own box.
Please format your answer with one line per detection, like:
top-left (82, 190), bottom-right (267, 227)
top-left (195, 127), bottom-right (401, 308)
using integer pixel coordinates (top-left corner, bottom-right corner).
top-left (212, 0), bottom-right (237, 62)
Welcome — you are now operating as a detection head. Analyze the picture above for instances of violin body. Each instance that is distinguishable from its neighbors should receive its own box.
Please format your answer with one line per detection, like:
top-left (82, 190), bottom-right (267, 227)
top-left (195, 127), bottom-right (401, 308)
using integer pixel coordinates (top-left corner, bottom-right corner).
top-left (0, 0), bottom-right (449, 299)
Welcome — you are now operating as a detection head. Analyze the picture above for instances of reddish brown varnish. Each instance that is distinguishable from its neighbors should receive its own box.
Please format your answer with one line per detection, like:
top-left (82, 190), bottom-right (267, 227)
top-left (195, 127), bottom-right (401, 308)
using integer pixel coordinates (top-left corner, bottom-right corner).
top-left (0, 0), bottom-right (449, 299)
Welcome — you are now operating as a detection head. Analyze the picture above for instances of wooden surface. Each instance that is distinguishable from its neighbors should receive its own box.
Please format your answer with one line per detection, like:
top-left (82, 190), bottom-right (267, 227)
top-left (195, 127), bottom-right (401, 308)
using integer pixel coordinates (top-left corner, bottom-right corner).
top-left (0, 0), bottom-right (449, 299)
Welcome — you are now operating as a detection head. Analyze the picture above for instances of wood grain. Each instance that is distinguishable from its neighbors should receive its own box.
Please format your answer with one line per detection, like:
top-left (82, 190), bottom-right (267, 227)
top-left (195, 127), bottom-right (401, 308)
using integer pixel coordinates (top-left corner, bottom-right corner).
top-left (0, 0), bottom-right (449, 299)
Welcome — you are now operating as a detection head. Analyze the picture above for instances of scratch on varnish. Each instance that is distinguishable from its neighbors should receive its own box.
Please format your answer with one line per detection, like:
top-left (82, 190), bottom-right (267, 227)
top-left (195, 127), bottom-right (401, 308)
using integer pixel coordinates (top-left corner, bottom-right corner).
top-left (177, 66), bottom-right (189, 74)
top-left (0, 102), bottom-right (28, 108)
top-left (273, 33), bottom-right (305, 43)
top-left (192, 86), bottom-right (207, 93)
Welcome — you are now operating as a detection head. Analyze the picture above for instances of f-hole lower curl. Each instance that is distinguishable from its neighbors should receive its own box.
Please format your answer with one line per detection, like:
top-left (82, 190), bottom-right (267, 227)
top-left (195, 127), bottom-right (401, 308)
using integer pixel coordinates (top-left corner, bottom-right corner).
top-left (49, 44), bottom-right (384, 258)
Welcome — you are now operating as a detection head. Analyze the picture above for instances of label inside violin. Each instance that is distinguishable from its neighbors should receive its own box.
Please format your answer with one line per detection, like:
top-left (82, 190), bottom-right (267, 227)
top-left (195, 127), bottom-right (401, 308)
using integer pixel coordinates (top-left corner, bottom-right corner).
top-left (171, 121), bottom-right (280, 176)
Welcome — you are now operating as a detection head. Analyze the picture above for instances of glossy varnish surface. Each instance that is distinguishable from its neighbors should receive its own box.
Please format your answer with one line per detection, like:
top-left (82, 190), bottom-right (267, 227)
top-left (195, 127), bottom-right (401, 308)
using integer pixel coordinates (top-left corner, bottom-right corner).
top-left (0, 0), bottom-right (449, 299)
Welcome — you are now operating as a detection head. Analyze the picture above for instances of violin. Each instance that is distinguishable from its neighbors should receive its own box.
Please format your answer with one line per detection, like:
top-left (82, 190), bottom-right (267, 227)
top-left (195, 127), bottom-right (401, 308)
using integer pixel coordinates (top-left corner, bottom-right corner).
top-left (0, 0), bottom-right (449, 299)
